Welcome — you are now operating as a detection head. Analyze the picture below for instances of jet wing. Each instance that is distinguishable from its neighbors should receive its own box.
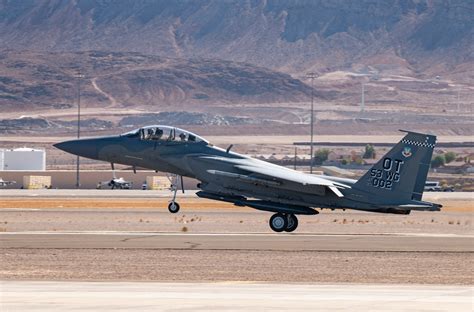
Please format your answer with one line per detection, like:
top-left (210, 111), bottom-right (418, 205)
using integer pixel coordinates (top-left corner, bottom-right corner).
top-left (197, 156), bottom-right (348, 197)
top-left (235, 164), bottom-right (347, 197)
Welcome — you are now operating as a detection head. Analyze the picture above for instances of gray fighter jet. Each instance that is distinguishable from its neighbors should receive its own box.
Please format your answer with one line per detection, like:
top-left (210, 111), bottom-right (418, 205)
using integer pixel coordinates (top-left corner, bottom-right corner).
top-left (97, 177), bottom-right (133, 190)
top-left (54, 126), bottom-right (441, 232)
top-left (0, 178), bottom-right (16, 188)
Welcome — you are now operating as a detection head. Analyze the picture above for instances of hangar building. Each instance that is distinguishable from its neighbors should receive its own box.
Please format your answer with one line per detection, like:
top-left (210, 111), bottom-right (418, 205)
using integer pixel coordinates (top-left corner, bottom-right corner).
top-left (0, 148), bottom-right (46, 171)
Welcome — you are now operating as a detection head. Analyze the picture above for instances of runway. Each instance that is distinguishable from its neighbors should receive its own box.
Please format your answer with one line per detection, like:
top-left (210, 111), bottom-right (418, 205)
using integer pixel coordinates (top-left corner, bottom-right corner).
top-left (1, 189), bottom-right (472, 201)
top-left (1, 232), bottom-right (473, 252)
top-left (1, 190), bottom-right (472, 285)
top-left (2, 231), bottom-right (472, 284)
top-left (2, 281), bottom-right (472, 311)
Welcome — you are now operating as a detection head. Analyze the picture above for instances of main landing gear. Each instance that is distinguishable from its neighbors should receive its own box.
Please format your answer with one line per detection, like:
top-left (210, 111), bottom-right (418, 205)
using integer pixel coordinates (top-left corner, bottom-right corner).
top-left (269, 213), bottom-right (298, 233)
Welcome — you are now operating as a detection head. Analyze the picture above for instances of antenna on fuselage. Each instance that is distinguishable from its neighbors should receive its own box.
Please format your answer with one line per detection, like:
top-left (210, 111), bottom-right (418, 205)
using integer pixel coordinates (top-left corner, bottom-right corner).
top-left (226, 144), bottom-right (233, 153)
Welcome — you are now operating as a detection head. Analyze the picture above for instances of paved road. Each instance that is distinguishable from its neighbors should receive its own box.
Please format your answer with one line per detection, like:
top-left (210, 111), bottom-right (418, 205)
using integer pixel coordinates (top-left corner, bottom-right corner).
top-left (0, 189), bottom-right (471, 201)
top-left (1, 232), bottom-right (472, 252)
top-left (2, 281), bottom-right (471, 311)
top-left (0, 189), bottom-right (193, 198)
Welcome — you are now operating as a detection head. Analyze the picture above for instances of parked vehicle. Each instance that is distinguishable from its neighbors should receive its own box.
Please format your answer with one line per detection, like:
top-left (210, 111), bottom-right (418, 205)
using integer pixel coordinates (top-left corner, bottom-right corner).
top-left (424, 181), bottom-right (454, 192)
top-left (424, 181), bottom-right (442, 192)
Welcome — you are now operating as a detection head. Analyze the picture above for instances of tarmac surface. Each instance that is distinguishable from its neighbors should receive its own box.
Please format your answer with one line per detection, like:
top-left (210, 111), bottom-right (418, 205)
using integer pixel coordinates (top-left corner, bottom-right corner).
top-left (0, 189), bottom-right (472, 310)
top-left (2, 281), bottom-right (472, 311)
top-left (1, 189), bottom-right (473, 201)
top-left (1, 231), bottom-right (472, 252)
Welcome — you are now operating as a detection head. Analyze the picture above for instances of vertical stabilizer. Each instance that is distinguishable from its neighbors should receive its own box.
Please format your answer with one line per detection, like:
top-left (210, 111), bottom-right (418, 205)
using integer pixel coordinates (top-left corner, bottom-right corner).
top-left (353, 131), bottom-right (436, 202)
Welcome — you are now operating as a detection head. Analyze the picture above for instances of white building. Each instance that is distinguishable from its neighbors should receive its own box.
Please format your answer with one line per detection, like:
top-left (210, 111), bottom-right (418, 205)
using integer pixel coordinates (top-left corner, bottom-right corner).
top-left (0, 148), bottom-right (46, 171)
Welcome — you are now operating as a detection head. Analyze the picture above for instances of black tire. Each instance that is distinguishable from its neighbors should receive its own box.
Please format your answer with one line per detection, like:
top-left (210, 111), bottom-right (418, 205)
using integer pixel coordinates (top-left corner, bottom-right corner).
top-left (269, 213), bottom-right (288, 232)
top-left (284, 214), bottom-right (298, 232)
top-left (168, 202), bottom-right (180, 213)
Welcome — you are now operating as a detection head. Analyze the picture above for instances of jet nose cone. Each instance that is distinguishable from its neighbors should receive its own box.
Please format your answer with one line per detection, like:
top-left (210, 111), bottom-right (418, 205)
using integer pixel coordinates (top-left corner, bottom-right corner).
top-left (53, 139), bottom-right (98, 159)
top-left (53, 141), bottom-right (73, 153)
top-left (53, 140), bottom-right (76, 153)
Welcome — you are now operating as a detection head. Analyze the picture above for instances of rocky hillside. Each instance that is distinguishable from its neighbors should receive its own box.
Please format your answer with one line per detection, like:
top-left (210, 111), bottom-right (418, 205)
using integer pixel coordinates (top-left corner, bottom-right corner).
top-left (0, 0), bottom-right (472, 136)
top-left (0, 50), bottom-right (314, 110)
top-left (1, 0), bottom-right (472, 79)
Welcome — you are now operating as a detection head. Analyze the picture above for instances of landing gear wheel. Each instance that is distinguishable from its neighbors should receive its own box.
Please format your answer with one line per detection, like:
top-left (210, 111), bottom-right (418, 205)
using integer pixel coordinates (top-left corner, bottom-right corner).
top-left (269, 213), bottom-right (288, 232)
top-left (284, 214), bottom-right (298, 232)
top-left (168, 202), bottom-right (180, 213)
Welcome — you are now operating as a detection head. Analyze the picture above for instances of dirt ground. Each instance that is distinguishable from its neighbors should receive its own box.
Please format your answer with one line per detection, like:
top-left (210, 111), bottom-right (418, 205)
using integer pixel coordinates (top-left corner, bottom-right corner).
top-left (0, 196), bottom-right (471, 212)
top-left (1, 249), bottom-right (471, 285)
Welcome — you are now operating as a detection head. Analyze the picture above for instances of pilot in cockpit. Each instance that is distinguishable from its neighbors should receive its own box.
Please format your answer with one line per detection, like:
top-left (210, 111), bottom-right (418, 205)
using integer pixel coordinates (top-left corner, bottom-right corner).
top-left (134, 127), bottom-right (206, 144)
top-left (153, 128), bottom-right (163, 140)
top-left (146, 128), bottom-right (154, 140)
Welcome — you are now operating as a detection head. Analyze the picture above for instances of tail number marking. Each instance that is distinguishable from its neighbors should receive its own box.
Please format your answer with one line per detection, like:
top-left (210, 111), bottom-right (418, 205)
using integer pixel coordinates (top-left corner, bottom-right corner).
top-left (369, 158), bottom-right (404, 190)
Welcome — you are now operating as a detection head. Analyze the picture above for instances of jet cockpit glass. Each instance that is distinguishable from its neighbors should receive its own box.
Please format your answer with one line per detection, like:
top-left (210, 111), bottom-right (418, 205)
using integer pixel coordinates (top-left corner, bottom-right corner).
top-left (123, 126), bottom-right (208, 144)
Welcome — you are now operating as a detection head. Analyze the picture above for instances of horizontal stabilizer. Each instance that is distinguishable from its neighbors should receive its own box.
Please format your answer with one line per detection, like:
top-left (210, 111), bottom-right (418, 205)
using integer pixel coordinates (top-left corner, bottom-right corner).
top-left (396, 203), bottom-right (442, 211)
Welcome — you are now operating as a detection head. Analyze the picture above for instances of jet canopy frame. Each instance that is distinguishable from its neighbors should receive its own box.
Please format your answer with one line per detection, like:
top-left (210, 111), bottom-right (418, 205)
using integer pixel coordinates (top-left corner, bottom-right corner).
top-left (121, 125), bottom-right (209, 144)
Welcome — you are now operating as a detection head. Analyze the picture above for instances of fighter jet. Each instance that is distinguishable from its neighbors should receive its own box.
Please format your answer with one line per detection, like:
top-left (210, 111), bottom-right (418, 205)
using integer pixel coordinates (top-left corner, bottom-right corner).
top-left (97, 165), bottom-right (133, 189)
top-left (54, 126), bottom-right (441, 232)
top-left (97, 177), bottom-right (132, 189)
top-left (0, 178), bottom-right (16, 188)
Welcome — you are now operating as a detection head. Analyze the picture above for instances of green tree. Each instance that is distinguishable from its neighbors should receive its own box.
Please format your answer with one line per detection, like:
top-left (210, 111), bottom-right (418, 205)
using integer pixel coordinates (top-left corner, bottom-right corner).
top-left (363, 144), bottom-right (376, 159)
top-left (431, 155), bottom-right (445, 168)
top-left (444, 152), bottom-right (456, 164)
top-left (314, 149), bottom-right (330, 165)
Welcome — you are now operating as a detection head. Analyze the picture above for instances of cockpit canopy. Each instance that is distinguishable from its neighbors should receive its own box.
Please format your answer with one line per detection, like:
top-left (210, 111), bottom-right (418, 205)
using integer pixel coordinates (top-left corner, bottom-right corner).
top-left (121, 125), bottom-right (208, 144)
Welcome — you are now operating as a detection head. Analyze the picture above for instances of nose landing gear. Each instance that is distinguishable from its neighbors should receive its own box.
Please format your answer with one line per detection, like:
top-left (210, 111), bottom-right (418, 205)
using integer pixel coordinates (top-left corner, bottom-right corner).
top-left (168, 201), bottom-right (180, 213)
top-left (167, 174), bottom-right (184, 214)
top-left (269, 213), bottom-right (299, 232)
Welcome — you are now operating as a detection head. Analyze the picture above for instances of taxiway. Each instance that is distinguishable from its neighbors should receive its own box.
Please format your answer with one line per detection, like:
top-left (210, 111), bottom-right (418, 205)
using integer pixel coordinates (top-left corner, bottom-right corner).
top-left (2, 281), bottom-right (472, 311)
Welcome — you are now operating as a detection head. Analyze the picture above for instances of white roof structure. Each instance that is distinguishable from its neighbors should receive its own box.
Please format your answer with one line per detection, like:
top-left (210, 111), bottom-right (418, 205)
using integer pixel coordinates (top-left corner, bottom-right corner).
top-left (0, 148), bottom-right (46, 171)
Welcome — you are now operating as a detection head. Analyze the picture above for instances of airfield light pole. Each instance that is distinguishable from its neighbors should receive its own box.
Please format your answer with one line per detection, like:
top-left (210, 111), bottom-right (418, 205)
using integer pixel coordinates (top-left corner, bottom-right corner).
top-left (306, 72), bottom-right (318, 174)
top-left (75, 72), bottom-right (84, 189)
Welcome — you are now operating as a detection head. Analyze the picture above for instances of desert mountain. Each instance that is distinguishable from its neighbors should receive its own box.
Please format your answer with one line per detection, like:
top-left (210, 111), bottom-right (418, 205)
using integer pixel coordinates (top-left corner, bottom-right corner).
top-left (0, 50), bottom-right (314, 110)
top-left (0, 0), bottom-right (472, 135)
top-left (1, 0), bottom-right (472, 79)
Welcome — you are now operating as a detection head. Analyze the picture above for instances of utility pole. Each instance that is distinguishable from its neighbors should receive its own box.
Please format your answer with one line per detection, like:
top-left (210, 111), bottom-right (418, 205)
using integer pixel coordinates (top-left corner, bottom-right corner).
top-left (361, 82), bottom-right (365, 113)
top-left (294, 147), bottom-right (297, 170)
top-left (457, 89), bottom-right (461, 113)
top-left (75, 72), bottom-right (84, 188)
top-left (306, 72), bottom-right (318, 174)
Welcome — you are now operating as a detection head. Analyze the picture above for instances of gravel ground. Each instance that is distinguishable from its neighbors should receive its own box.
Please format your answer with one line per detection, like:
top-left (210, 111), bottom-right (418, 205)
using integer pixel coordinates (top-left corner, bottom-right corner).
top-left (0, 208), bottom-right (472, 234)
top-left (1, 249), bottom-right (472, 284)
